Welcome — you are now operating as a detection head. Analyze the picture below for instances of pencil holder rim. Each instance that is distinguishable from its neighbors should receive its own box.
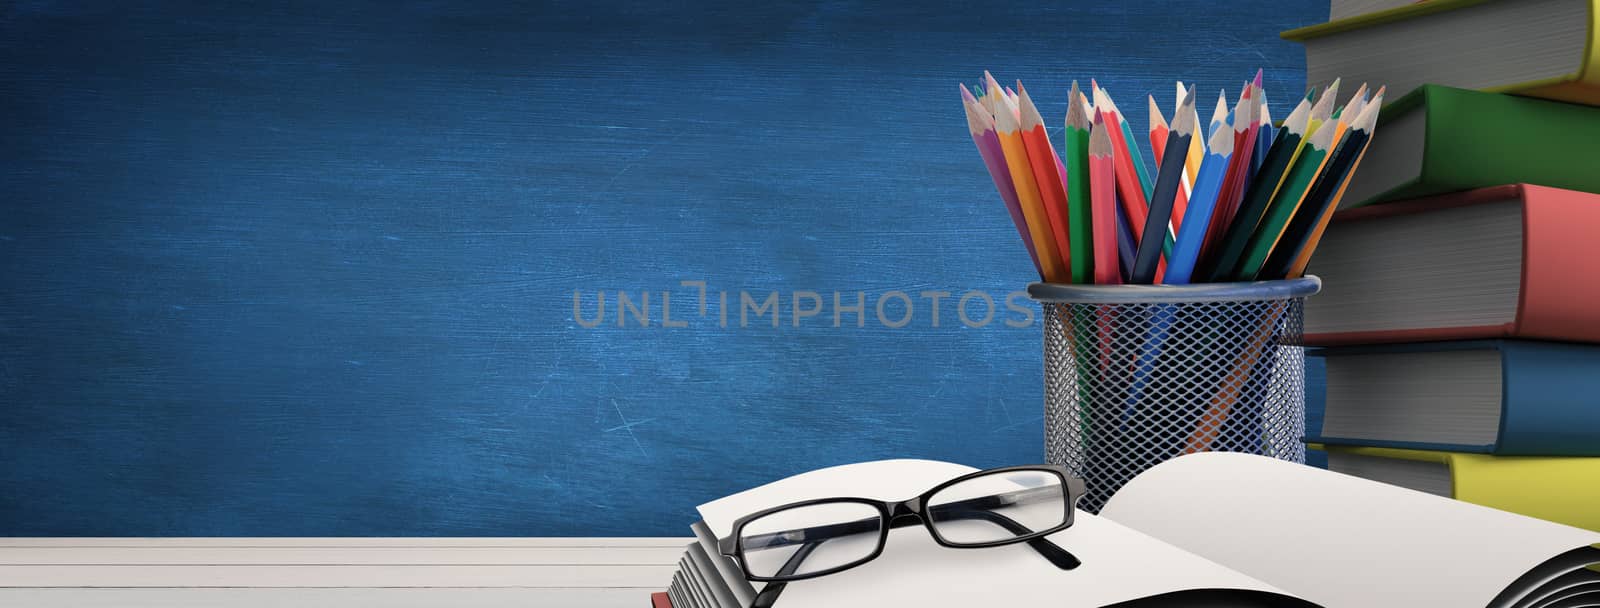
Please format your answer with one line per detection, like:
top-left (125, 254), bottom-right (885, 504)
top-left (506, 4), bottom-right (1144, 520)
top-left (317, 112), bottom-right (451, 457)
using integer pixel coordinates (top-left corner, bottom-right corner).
top-left (1026, 275), bottom-right (1321, 304)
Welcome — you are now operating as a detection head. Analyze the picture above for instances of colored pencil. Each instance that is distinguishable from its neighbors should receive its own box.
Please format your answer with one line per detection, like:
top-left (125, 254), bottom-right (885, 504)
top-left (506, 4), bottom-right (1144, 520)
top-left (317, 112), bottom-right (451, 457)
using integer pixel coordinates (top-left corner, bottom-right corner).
top-left (1149, 95), bottom-right (1169, 166)
top-left (1114, 192), bottom-right (1137, 283)
top-left (1092, 82), bottom-right (1154, 253)
top-left (1017, 83), bottom-right (1075, 280)
top-left (1275, 87), bottom-right (1385, 279)
top-left (957, 74), bottom-right (1371, 286)
top-left (1229, 112), bottom-right (1338, 280)
top-left (1304, 78), bottom-right (1341, 139)
top-left (1164, 118), bottom-right (1236, 284)
top-left (1220, 71), bottom-right (1265, 225)
top-left (1064, 81), bottom-right (1095, 284)
top-left (992, 82), bottom-right (1068, 283)
top-left (961, 88), bottom-right (1042, 277)
top-left (1176, 84), bottom-right (1204, 230)
top-left (1198, 87), bottom-right (1257, 265)
top-left (1199, 95), bottom-right (1312, 283)
top-left (1206, 89), bottom-right (1229, 139)
top-left (1251, 88), bottom-right (1274, 179)
top-left (1088, 114), bottom-right (1120, 285)
top-left (1102, 88), bottom-right (1155, 202)
top-left (1150, 91), bottom-right (1191, 234)
top-left (1333, 82), bottom-right (1369, 140)
top-left (1132, 88), bottom-right (1196, 284)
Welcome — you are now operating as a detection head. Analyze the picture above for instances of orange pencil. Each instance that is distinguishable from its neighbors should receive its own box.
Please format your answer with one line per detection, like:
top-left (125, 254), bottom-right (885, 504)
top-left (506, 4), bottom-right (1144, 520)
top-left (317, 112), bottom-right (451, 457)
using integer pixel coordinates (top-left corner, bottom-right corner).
top-left (992, 81), bottom-right (1068, 283)
top-left (1017, 83), bottom-right (1074, 277)
top-left (1287, 87), bottom-right (1385, 277)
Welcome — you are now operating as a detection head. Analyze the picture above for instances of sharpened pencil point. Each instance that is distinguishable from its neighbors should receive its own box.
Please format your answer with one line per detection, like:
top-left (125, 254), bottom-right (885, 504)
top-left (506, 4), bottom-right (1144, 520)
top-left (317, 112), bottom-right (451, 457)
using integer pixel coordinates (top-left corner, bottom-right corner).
top-left (1065, 81), bottom-right (1091, 130)
top-left (1354, 91), bottom-right (1384, 132)
top-left (1089, 116), bottom-right (1113, 156)
top-left (1170, 92), bottom-right (1198, 137)
top-left (1208, 118), bottom-right (1234, 156)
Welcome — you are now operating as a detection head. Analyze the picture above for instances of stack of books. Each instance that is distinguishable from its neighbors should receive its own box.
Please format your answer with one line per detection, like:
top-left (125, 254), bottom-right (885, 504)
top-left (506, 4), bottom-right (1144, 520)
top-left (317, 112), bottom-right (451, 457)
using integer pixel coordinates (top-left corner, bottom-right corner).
top-left (651, 455), bottom-right (1600, 607)
top-left (1283, 0), bottom-right (1600, 532)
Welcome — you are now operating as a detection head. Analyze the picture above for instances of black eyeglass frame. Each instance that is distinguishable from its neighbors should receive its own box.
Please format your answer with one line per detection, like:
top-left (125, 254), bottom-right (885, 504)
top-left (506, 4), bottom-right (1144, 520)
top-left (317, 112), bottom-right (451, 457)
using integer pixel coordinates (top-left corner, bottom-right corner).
top-left (718, 464), bottom-right (1086, 583)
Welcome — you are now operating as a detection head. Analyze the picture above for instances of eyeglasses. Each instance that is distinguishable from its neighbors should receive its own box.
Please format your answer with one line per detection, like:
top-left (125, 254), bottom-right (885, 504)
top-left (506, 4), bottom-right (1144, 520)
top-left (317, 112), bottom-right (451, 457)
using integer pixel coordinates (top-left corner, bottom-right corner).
top-left (718, 465), bottom-right (1085, 607)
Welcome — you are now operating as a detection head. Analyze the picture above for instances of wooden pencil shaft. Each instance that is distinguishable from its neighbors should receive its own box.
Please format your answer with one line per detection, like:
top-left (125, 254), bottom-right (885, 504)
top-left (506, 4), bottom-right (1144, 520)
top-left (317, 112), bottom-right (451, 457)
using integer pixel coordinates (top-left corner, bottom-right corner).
top-left (1132, 130), bottom-right (1193, 284)
top-left (1230, 142), bottom-right (1330, 281)
top-left (1258, 129), bottom-right (1370, 280)
top-left (1200, 128), bottom-right (1305, 283)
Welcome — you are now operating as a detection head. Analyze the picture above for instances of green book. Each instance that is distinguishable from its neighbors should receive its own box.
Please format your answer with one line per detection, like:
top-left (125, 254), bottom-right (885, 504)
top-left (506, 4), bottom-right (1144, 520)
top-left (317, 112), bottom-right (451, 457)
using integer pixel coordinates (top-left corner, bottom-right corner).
top-left (1338, 84), bottom-right (1600, 209)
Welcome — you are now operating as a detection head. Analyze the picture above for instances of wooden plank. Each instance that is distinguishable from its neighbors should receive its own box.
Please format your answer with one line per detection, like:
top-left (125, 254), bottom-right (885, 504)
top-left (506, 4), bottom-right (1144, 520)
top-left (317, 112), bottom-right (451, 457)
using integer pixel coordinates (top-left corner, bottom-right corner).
top-left (0, 588), bottom-right (653, 608)
top-left (0, 545), bottom-right (687, 565)
top-left (0, 564), bottom-right (676, 588)
top-left (0, 538), bottom-right (692, 548)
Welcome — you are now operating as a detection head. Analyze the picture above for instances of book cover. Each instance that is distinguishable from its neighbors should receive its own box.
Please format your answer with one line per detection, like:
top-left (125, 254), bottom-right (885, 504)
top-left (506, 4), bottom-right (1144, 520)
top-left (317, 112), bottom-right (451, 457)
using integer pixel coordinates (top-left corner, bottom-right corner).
top-left (1342, 86), bottom-right (1600, 208)
top-left (1309, 340), bottom-right (1600, 456)
top-left (1304, 184), bottom-right (1600, 345)
top-left (1317, 444), bottom-right (1600, 532)
top-left (1283, 0), bottom-right (1600, 106)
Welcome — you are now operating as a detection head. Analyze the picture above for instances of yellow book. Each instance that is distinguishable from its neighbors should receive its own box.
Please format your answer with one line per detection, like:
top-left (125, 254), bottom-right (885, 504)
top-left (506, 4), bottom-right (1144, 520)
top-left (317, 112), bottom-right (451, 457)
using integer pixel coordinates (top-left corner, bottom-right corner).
top-left (1314, 443), bottom-right (1600, 532)
top-left (1282, 0), bottom-right (1600, 106)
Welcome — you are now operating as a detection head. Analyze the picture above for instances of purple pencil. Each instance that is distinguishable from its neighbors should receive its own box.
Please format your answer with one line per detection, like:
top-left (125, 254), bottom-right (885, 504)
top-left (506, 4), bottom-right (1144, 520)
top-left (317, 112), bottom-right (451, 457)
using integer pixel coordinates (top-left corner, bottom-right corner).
top-left (963, 85), bottom-right (1042, 277)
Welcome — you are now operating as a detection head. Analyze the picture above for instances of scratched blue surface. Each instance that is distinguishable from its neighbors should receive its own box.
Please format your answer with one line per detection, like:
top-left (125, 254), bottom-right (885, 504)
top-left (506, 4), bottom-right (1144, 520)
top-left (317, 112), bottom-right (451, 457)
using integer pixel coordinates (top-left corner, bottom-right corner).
top-left (0, 0), bottom-right (1326, 536)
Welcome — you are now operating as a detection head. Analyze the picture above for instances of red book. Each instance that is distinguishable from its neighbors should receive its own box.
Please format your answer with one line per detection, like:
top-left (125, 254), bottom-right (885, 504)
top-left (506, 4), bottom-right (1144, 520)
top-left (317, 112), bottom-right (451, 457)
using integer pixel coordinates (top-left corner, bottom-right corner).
top-left (651, 591), bottom-right (672, 608)
top-left (1303, 184), bottom-right (1600, 346)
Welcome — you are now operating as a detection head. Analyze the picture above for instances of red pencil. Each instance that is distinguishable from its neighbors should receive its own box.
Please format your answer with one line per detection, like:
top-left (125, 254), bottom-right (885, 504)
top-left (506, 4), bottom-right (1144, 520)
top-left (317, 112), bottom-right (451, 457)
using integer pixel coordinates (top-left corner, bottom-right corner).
top-left (1089, 114), bottom-right (1121, 285)
top-left (1149, 95), bottom-right (1169, 165)
top-left (1091, 83), bottom-right (1153, 251)
top-left (1017, 83), bottom-right (1074, 277)
top-left (1200, 83), bottom-right (1260, 263)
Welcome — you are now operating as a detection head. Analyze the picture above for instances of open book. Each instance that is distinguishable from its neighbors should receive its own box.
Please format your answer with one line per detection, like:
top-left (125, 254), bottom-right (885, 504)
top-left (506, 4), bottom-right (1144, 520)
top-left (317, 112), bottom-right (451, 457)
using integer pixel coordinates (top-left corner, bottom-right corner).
top-left (664, 453), bottom-right (1600, 608)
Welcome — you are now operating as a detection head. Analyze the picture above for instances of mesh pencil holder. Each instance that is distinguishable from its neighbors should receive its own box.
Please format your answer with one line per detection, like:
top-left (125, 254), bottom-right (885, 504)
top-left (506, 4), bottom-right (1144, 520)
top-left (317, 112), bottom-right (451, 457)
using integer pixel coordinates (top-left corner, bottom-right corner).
top-left (1029, 277), bottom-right (1321, 512)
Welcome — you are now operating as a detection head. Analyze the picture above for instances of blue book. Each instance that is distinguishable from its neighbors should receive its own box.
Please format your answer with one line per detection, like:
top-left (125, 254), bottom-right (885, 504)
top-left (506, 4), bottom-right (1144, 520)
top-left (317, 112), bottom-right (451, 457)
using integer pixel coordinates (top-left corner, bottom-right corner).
top-left (1308, 340), bottom-right (1600, 456)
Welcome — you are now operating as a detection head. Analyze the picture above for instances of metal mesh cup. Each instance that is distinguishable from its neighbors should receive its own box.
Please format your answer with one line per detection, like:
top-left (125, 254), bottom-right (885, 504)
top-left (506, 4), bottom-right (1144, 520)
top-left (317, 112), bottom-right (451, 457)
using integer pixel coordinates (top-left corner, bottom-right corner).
top-left (1029, 277), bottom-right (1321, 512)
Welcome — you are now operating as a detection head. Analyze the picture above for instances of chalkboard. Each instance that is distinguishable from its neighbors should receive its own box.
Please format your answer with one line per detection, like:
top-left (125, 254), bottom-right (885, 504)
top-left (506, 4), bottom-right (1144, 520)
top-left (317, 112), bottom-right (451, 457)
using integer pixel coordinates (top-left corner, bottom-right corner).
top-left (0, 0), bottom-right (1327, 536)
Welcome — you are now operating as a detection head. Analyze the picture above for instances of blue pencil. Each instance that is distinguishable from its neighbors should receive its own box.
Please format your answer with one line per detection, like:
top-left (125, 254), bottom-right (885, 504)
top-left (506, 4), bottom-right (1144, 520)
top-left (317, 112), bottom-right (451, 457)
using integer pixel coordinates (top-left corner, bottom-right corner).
top-left (1131, 87), bottom-right (1197, 284)
top-left (1251, 87), bottom-right (1274, 179)
top-left (1207, 89), bottom-right (1229, 140)
top-left (1114, 194), bottom-right (1137, 283)
top-left (1163, 121), bottom-right (1235, 284)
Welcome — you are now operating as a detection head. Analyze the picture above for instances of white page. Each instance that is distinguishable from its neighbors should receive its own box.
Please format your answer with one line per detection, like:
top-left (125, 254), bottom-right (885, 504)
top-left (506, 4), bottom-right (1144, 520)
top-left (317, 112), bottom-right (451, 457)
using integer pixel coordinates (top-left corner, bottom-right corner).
top-left (698, 460), bottom-right (977, 539)
top-left (698, 459), bottom-right (1311, 608)
top-left (1101, 453), bottom-right (1600, 608)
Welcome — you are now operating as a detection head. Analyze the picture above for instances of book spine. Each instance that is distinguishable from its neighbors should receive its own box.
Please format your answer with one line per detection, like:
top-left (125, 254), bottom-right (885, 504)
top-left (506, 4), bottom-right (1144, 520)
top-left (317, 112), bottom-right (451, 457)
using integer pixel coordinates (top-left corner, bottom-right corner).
top-left (1421, 88), bottom-right (1600, 202)
top-left (1306, 185), bottom-right (1600, 346)
top-left (1517, 0), bottom-right (1600, 105)
top-left (1512, 185), bottom-right (1600, 344)
top-left (1496, 342), bottom-right (1600, 456)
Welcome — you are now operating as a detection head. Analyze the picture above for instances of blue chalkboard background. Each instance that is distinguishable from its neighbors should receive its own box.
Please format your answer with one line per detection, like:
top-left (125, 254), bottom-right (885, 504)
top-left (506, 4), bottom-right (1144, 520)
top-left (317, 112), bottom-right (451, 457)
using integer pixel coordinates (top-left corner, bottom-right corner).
top-left (0, 0), bottom-right (1326, 536)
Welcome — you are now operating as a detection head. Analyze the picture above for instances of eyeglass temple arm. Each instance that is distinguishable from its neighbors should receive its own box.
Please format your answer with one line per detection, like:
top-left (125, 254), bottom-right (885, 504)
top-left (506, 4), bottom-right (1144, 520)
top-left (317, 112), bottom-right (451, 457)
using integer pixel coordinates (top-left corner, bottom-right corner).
top-left (733, 485), bottom-right (1066, 552)
top-left (940, 507), bottom-right (1080, 570)
top-left (749, 538), bottom-right (822, 608)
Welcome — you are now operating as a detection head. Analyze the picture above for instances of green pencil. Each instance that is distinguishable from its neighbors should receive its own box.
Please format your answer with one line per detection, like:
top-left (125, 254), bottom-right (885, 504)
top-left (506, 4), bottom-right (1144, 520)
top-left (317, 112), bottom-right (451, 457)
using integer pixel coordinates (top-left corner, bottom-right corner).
top-left (1230, 119), bottom-right (1337, 280)
top-left (1064, 82), bottom-right (1094, 284)
top-left (1199, 96), bottom-right (1312, 283)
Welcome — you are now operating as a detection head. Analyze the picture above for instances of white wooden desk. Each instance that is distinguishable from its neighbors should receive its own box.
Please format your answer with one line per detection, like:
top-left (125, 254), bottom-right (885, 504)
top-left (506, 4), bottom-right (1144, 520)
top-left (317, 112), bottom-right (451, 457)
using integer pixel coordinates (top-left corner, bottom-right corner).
top-left (0, 537), bottom-right (687, 607)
